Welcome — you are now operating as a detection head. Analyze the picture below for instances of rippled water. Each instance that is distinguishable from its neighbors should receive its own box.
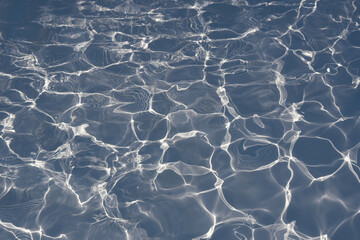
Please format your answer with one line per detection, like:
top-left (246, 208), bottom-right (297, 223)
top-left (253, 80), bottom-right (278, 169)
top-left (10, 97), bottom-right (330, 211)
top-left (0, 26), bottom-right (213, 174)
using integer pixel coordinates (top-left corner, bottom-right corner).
top-left (0, 0), bottom-right (360, 239)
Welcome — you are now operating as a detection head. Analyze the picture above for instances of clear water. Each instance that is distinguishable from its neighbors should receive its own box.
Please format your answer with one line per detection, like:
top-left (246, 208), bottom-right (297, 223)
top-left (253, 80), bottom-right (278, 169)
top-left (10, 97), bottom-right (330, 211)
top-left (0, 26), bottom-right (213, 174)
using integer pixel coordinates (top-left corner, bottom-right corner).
top-left (0, 0), bottom-right (360, 239)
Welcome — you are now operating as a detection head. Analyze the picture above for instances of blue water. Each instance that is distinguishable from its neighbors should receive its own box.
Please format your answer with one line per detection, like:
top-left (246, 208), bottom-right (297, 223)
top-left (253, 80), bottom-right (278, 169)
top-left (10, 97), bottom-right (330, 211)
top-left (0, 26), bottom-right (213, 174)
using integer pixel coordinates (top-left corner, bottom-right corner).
top-left (0, 0), bottom-right (359, 239)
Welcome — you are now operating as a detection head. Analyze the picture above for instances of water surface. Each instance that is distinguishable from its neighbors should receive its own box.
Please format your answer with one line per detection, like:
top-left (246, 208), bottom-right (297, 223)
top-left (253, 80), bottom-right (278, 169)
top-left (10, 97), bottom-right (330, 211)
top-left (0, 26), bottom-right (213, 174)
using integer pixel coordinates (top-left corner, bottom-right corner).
top-left (0, 0), bottom-right (360, 239)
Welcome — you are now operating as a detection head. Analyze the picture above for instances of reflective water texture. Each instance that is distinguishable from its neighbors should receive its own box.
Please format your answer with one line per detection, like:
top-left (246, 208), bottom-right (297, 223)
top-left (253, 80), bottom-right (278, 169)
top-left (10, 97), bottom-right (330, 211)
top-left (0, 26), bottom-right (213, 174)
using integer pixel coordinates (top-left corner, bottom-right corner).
top-left (0, 0), bottom-right (359, 239)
